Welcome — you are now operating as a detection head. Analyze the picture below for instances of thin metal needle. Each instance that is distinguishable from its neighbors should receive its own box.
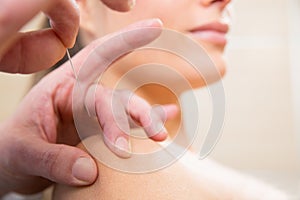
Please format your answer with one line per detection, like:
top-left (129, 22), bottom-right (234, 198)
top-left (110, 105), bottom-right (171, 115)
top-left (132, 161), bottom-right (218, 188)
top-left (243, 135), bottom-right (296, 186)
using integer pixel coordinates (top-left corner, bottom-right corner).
top-left (66, 49), bottom-right (78, 79)
top-left (67, 48), bottom-right (92, 117)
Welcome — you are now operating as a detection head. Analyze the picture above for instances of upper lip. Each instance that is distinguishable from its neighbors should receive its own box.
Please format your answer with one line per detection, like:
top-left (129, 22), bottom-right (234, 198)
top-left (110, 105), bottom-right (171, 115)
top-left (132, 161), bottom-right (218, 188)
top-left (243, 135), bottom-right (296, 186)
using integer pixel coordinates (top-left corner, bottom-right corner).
top-left (189, 21), bottom-right (229, 34)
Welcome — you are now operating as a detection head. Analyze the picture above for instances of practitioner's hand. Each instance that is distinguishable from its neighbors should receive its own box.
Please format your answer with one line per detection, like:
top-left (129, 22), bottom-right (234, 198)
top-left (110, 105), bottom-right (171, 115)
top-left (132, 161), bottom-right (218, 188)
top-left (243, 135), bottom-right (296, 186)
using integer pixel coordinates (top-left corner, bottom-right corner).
top-left (0, 0), bottom-right (80, 73)
top-left (0, 19), bottom-right (177, 196)
top-left (0, 0), bottom-right (135, 74)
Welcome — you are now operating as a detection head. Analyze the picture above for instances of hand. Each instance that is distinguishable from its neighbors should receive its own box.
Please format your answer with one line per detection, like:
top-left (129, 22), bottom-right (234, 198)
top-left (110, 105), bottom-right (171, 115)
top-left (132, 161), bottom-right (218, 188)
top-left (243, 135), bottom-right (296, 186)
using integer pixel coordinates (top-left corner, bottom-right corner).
top-left (0, 0), bottom-right (80, 74)
top-left (0, 0), bottom-right (135, 74)
top-left (0, 19), bottom-right (177, 196)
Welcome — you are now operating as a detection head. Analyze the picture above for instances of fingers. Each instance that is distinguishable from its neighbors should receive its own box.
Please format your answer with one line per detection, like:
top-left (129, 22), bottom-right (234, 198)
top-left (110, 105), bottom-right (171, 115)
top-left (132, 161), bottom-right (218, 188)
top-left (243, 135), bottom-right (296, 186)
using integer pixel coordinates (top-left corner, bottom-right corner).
top-left (12, 139), bottom-right (98, 186)
top-left (0, 0), bottom-right (79, 74)
top-left (0, 30), bottom-right (66, 74)
top-left (100, 0), bottom-right (136, 12)
top-left (72, 18), bottom-right (163, 86)
top-left (120, 91), bottom-right (179, 141)
top-left (45, 0), bottom-right (80, 48)
top-left (159, 104), bottom-right (179, 121)
top-left (85, 84), bottom-right (179, 158)
top-left (68, 19), bottom-right (163, 158)
top-left (89, 85), bottom-right (131, 158)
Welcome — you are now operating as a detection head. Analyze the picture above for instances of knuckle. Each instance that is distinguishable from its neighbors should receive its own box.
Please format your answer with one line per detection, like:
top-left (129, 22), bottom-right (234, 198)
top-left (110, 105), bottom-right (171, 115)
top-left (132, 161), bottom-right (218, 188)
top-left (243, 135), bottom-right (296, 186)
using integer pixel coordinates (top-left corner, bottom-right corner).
top-left (135, 103), bottom-right (151, 117)
top-left (118, 89), bottom-right (133, 104)
top-left (113, 111), bottom-right (128, 125)
top-left (41, 146), bottom-right (64, 180)
top-left (95, 86), bottom-right (111, 106)
top-left (104, 112), bottom-right (129, 136)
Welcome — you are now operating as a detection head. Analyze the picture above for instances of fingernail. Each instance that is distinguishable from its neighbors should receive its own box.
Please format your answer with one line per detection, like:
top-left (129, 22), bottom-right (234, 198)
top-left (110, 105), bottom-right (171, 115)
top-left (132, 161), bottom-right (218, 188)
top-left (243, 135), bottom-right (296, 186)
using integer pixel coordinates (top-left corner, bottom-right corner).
top-left (128, 0), bottom-right (136, 9)
top-left (72, 157), bottom-right (97, 184)
top-left (115, 137), bottom-right (131, 158)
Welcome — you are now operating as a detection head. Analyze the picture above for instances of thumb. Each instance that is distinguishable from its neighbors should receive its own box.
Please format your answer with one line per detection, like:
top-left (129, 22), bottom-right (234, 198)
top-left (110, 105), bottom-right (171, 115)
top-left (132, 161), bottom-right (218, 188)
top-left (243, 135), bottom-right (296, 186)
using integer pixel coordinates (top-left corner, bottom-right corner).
top-left (14, 139), bottom-right (98, 186)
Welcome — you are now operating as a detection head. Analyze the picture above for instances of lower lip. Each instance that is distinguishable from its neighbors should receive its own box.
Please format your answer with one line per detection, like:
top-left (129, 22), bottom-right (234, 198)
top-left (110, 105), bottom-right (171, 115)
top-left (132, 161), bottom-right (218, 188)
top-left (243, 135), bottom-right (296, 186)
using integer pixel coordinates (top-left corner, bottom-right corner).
top-left (188, 30), bottom-right (227, 46)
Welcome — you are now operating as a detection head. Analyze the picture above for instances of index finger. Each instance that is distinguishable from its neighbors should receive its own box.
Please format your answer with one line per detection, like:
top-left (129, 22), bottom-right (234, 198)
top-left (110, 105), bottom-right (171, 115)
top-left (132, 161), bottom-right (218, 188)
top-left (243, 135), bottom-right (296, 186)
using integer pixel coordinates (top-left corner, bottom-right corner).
top-left (71, 19), bottom-right (163, 87)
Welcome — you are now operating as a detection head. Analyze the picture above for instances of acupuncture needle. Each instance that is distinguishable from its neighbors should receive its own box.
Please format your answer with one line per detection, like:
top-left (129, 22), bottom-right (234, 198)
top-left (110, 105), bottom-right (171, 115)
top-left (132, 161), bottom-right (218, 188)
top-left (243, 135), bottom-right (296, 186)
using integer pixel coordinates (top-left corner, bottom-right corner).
top-left (66, 48), bottom-right (178, 161)
top-left (66, 48), bottom-right (95, 117)
top-left (65, 52), bottom-right (179, 163)
top-left (66, 49), bottom-right (78, 79)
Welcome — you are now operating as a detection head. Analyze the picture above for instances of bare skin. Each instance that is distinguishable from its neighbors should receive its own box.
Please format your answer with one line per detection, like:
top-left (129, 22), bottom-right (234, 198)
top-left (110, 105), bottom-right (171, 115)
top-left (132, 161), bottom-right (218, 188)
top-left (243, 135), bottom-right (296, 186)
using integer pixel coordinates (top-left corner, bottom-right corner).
top-left (53, 136), bottom-right (288, 200)
top-left (54, 0), bottom-right (288, 199)
top-left (0, 0), bottom-right (135, 74)
top-left (0, 0), bottom-right (162, 197)
top-left (0, 19), bottom-right (177, 197)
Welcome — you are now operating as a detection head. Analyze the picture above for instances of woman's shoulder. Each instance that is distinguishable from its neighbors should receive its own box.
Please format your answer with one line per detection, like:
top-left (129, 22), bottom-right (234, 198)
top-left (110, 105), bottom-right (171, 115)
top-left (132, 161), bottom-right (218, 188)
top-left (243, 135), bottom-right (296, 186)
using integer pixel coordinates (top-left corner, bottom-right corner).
top-left (53, 137), bottom-right (288, 200)
top-left (53, 136), bottom-right (218, 200)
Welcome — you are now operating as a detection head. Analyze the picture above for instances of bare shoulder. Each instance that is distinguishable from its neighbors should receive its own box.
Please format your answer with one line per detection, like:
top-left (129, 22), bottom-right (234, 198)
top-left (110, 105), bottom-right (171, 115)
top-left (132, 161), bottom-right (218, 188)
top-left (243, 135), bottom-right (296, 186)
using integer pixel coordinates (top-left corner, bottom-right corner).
top-left (53, 137), bottom-right (288, 200)
top-left (53, 145), bottom-right (214, 199)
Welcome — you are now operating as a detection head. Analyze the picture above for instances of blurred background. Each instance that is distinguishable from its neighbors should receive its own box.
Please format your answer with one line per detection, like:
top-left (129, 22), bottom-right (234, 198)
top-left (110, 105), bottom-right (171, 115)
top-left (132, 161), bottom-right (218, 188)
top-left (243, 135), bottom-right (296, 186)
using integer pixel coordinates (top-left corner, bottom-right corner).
top-left (0, 0), bottom-right (299, 199)
top-left (190, 0), bottom-right (300, 198)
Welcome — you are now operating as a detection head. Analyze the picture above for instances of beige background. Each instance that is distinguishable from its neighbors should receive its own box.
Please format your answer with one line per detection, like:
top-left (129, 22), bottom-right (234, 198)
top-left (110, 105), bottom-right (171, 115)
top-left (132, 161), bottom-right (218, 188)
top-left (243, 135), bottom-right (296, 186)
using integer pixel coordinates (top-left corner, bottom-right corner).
top-left (214, 0), bottom-right (299, 170)
top-left (183, 0), bottom-right (300, 197)
top-left (0, 0), bottom-right (299, 198)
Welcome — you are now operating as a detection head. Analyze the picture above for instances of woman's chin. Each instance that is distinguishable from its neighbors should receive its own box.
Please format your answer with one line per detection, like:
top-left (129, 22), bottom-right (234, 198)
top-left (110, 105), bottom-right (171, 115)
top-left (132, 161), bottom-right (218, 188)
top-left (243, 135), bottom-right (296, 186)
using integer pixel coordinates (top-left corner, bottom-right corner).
top-left (188, 60), bottom-right (227, 89)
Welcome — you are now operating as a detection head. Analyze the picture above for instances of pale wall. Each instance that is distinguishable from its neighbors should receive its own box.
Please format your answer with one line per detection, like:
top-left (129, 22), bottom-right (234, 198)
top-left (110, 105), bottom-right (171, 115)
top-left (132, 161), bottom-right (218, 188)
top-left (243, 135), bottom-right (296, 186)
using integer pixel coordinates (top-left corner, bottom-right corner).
top-left (184, 0), bottom-right (300, 196)
top-left (212, 0), bottom-right (300, 171)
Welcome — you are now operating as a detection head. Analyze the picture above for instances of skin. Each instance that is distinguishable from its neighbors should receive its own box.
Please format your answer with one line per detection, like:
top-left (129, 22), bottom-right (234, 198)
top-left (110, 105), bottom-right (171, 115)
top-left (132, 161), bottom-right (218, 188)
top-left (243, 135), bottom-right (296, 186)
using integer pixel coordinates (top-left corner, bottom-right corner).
top-left (54, 139), bottom-right (287, 200)
top-left (0, 2), bottom-right (175, 197)
top-left (79, 0), bottom-right (228, 83)
top-left (77, 0), bottom-right (230, 135)
top-left (0, 19), bottom-right (178, 196)
top-left (0, 0), bottom-right (135, 74)
top-left (54, 0), bottom-right (288, 199)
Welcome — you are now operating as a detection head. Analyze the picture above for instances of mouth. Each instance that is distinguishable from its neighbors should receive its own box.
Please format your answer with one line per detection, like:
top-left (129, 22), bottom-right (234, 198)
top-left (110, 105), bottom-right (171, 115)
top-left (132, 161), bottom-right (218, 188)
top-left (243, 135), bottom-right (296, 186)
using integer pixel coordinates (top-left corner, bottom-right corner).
top-left (188, 22), bottom-right (229, 46)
